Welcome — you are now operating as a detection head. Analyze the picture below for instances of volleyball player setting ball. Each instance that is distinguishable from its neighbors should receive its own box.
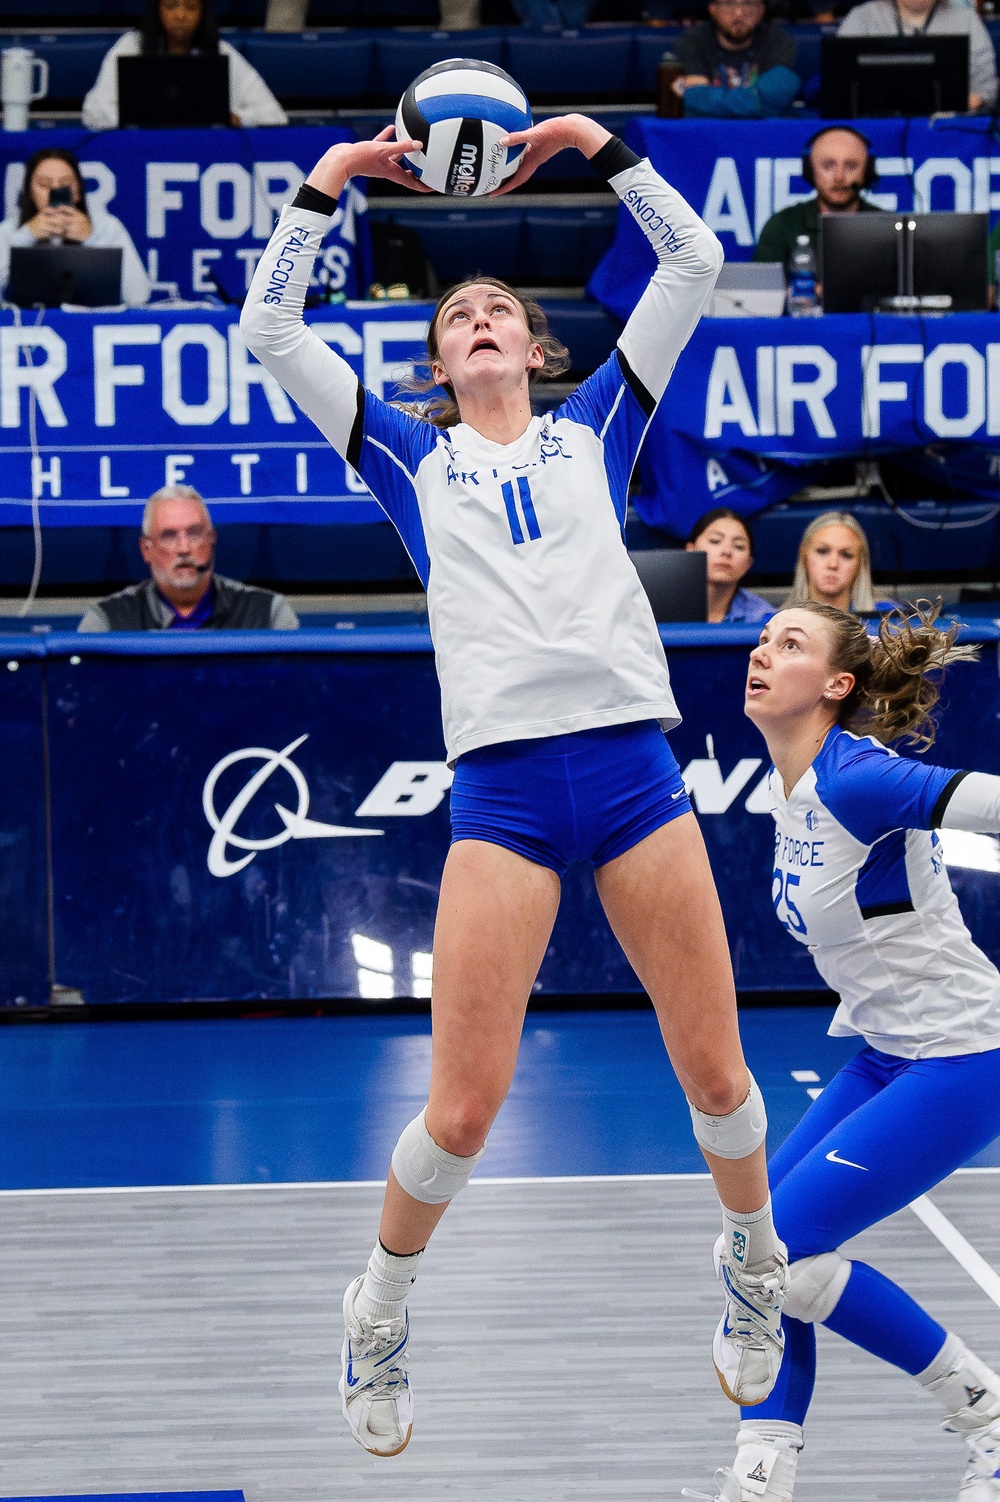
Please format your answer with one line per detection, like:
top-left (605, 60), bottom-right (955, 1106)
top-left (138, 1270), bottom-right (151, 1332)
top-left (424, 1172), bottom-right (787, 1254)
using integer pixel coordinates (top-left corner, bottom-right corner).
top-left (685, 603), bottom-right (1000, 1502)
top-left (243, 59), bottom-right (790, 1458)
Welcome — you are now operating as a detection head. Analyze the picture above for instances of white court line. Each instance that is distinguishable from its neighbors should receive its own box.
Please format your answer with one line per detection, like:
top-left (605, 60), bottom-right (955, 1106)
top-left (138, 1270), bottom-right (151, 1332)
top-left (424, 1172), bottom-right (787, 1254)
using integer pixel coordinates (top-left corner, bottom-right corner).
top-left (0, 1166), bottom-right (996, 1198)
top-left (910, 1193), bottom-right (1000, 1311)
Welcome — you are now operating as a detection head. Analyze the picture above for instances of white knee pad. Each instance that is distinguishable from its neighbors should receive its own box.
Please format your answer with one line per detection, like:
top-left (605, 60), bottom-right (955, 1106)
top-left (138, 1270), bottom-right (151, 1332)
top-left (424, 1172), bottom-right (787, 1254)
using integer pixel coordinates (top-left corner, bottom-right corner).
top-left (784, 1251), bottom-right (852, 1324)
top-left (689, 1074), bottom-right (767, 1160)
top-left (390, 1109), bottom-right (486, 1206)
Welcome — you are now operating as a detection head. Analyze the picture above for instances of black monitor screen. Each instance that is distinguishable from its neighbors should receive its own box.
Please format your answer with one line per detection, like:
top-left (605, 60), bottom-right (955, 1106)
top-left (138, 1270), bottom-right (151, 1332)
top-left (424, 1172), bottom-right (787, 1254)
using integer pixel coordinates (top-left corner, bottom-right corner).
top-left (911, 213), bottom-right (989, 311)
top-left (7, 246), bottom-right (123, 308)
top-left (820, 35), bottom-right (969, 117)
top-left (821, 212), bottom-right (989, 313)
top-left (629, 549), bottom-right (708, 624)
top-left (118, 55), bottom-right (230, 127)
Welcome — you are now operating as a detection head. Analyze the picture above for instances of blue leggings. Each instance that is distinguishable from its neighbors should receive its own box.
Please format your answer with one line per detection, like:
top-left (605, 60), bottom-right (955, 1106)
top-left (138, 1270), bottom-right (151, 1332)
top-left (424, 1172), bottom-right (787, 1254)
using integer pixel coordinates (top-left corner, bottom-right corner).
top-left (748, 1044), bottom-right (1000, 1426)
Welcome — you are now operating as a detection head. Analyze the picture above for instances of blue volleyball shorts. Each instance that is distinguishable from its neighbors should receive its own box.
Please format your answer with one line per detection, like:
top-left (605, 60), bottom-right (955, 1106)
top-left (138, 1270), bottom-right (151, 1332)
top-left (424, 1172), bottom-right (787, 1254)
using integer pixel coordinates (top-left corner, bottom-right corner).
top-left (449, 720), bottom-right (692, 876)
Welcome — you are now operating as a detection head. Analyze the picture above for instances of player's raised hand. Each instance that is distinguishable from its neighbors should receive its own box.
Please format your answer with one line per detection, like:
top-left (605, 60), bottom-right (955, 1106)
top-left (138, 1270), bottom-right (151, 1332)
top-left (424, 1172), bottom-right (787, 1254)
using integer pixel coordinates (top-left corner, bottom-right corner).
top-left (493, 113), bottom-right (612, 196)
top-left (306, 126), bottom-right (433, 200)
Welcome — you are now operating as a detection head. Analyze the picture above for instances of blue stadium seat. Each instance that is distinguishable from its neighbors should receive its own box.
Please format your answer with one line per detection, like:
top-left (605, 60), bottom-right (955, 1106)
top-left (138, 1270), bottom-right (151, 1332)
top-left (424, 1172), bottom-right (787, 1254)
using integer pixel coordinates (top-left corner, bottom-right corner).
top-left (241, 30), bottom-right (376, 101)
top-left (792, 24), bottom-right (825, 95)
top-left (523, 208), bottom-right (617, 282)
top-left (373, 28), bottom-right (506, 99)
top-left (388, 207), bottom-right (524, 282)
top-left (537, 299), bottom-right (619, 373)
top-left (504, 27), bottom-right (634, 99)
top-left (631, 26), bottom-right (681, 93)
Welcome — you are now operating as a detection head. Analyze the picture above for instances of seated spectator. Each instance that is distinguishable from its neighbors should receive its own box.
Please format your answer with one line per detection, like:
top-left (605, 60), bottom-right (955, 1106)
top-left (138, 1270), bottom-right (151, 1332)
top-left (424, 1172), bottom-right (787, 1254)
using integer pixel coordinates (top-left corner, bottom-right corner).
top-left (83, 0), bottom-right (288, 130)
top-left (755, 126), bottom-right (882, 272)
top-left (674, 0), bottom-right (799, 117)
top-left (838, 0), bottom-right (997, 111)
top-left (990, 218), bottom-right (999, 291)
top-left (0, 148), bottom-right (149, 307)
top-left (784, 510), bottom-right (892, 615)
top-left (685, 508), bottom-right (773, 623)
top-left (78, 486), bottom-right (299, 632)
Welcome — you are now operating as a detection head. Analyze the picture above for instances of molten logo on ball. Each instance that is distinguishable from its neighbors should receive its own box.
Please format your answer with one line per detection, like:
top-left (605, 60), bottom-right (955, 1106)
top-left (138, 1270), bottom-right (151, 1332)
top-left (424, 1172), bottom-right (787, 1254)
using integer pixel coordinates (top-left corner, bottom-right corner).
top-left (396, 57), bottom-right (532, 199)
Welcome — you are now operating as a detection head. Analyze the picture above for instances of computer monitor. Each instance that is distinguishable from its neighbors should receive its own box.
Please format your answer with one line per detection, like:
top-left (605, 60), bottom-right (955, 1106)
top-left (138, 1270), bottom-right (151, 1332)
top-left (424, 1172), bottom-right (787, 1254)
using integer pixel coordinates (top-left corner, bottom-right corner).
top-left (821, 212), bottom-right (989, 313)
top-left (7, 246), bottom-right (123, 308)
top-left (629, 549), bottom-right (708, 624)
top-left (117, 55), bottom-right (230, 127)
top-left (820, 35), bottom-right (969, 117)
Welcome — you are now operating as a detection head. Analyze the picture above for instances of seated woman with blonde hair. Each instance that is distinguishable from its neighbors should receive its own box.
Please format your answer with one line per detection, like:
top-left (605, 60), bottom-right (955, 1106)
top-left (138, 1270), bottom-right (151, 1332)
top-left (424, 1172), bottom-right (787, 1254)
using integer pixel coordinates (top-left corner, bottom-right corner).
top-left (785, 510), bottom-right (893, 616)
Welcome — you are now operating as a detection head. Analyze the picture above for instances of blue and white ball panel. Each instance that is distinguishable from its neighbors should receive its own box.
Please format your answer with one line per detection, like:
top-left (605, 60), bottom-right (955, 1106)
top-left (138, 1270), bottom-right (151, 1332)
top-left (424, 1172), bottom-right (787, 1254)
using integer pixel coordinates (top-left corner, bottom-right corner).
top-left (396, 58), bottom-right (531, 197)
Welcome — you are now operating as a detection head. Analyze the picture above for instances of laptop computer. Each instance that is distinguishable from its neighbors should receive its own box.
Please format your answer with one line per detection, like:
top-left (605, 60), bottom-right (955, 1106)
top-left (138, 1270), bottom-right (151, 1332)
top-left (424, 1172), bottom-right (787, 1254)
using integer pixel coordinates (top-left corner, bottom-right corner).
top-left (629, 549), bottom-right (708, 624)
top-left (820, 35), bottom-right (968, 117)
top-left (7, 246), bottom-right (123, 308)
top-left (711, 263), bottom-right (786, 318)
top-left (118, 55), bottom-right (230, 127)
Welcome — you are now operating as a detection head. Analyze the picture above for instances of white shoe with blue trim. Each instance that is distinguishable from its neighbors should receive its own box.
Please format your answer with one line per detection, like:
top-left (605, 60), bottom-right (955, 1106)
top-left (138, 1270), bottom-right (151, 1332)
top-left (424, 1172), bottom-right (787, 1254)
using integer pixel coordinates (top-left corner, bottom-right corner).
top-left (339, 1274), bottom-right (413, 1456)
top-left (946, 1411), bottom-right (1000, 1498)
top-left (712, 1234), bottom-right (789, 1407)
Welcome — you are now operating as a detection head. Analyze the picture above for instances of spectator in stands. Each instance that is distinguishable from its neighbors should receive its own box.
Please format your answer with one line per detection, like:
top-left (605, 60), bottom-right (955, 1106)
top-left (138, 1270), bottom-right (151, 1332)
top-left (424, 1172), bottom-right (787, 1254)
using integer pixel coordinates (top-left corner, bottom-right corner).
top-left (83, 0), bottom-right (287, 129)
top-left (78, 486), bottom-right (299, 632)
top-left (784, 511), bottom-right (886, 615)
top-left (837, 0), bottom-right (997, 111)
top-left (990, 219), bottom-right (1000, 293)
top-left (674, 0), bottom-right (800, 116)
top-left (754, 126), bottom-right (882, 271)
top-left (685, 508), bottom-right (773, 623)
top-left (0, 148), bottom-right (150, 307)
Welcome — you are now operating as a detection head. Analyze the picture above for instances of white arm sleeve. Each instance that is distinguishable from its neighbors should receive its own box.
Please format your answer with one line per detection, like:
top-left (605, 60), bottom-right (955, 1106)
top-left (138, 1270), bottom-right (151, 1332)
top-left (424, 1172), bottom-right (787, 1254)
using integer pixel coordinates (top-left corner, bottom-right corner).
top-left (939, 772), bottom-right (1000, 833)
top-left (240, 199), bottom-right (360, 460)
top-left (606, 153), bottom-right (723, 406)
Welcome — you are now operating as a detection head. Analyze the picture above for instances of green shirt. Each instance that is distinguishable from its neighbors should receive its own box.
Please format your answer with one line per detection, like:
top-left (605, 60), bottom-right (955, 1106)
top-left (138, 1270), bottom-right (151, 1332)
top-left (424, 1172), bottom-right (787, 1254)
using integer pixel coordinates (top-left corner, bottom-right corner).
top-left (754, 196), bottom-right (883, 272)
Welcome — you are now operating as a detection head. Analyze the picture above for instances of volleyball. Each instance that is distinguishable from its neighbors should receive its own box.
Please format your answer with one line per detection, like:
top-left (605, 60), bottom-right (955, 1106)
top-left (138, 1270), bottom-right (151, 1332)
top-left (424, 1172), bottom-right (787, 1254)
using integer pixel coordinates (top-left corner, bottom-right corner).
top-left (395, 58), bottom-right (532, 198)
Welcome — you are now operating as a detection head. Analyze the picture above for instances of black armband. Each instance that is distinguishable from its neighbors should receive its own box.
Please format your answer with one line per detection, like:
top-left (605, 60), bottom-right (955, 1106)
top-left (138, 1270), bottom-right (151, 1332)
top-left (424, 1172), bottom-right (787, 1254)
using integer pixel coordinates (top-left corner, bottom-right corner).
top-left (589, 137), bottom-right (641, 183)
top-left (930, 769), bottom-right (970, 828)
top-left (292, 182), bottom-right (338, 216)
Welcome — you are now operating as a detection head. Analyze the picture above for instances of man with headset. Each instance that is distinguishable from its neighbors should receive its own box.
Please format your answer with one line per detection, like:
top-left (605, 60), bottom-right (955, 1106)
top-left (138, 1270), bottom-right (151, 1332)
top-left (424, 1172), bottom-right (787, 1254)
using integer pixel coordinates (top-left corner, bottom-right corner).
top-left (753, 125), bottom-right (882, 271)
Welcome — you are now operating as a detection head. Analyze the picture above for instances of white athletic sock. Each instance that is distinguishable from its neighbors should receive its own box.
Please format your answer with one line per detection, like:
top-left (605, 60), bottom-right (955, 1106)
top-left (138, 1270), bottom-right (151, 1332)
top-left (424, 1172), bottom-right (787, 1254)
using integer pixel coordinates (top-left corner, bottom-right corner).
top-left (738, 1418), bottom-right (804, 1451)
top-left (722, 1194), bottom-right (782, 1271)
top-left (354, 1241), bottom-right (423, 1327)
top-left (917, 1332), bottom-right (1000, 1420)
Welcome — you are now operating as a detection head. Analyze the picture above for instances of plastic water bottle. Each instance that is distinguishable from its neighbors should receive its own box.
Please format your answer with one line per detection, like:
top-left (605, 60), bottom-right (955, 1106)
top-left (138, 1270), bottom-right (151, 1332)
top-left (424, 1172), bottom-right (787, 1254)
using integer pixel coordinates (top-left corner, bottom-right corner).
top-left (787, 235), bottom-right (819, 317)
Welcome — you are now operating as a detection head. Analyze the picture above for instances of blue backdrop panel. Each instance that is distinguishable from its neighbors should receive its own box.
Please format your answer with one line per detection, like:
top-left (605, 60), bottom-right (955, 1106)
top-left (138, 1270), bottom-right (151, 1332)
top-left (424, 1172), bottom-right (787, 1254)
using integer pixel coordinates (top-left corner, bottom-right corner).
top-left (0, 305), bottom-right (420, 527)
top-left (40, 627), bottom-right (1000, 1005)
top-left (0, 126), bottom-right (362, 305)
top-left (590, 115), bottom-right (1000, 312)
top-left (634, 314), bottom-right (1000, 538)
top-left (0, 637), bottom-right (48, 1009)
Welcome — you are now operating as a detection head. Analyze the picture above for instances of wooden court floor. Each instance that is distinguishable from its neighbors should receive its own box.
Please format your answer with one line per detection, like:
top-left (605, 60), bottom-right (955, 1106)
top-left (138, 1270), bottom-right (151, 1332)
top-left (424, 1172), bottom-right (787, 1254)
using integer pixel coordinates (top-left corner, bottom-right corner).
top-left (0, 1173), bottom-right (997, 1502)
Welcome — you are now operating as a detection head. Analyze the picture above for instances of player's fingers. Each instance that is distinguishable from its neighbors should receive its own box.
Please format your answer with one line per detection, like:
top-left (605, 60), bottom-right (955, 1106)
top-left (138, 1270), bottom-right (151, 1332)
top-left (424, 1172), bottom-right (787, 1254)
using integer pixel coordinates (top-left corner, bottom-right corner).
top-left (373, 124), bottom-right (397, 141)
top-left (499, 130), bottom-right (532, 147)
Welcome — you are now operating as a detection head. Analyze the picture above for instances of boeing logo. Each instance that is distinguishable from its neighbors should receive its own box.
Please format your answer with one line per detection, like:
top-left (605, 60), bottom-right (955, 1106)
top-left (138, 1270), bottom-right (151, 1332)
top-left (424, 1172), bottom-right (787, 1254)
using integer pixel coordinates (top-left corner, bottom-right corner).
top-left (203, 734), bottom-right (384, 879)
top-left (202, 737), bottom-right (455, 879)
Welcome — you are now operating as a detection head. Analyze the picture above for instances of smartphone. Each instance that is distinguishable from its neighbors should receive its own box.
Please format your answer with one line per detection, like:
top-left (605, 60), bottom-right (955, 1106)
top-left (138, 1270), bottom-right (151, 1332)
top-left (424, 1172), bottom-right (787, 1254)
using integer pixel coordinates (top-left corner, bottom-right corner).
top-left (48, 185), bottom-right (73, 208)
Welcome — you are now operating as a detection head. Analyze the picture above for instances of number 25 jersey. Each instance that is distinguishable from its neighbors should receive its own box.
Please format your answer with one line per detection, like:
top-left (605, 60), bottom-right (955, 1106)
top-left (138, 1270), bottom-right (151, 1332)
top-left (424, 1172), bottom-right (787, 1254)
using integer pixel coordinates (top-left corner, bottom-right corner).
top-left (767, 727), bottom-right (1000, 1059)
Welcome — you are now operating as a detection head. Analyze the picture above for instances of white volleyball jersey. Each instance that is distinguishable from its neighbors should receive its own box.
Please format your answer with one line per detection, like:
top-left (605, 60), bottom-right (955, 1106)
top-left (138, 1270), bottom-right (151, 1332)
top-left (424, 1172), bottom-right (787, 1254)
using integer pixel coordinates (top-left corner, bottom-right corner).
top-left (768, 727), bottom-right (1000, 1059)
top-left (241, 151), bottom-right (723, 763)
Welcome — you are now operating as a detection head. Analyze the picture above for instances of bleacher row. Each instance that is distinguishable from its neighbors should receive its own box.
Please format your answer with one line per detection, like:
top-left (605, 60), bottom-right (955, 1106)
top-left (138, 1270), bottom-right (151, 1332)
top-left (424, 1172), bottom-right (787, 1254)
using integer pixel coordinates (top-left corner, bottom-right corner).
top-left (0, 21), bottom-right (882, 108)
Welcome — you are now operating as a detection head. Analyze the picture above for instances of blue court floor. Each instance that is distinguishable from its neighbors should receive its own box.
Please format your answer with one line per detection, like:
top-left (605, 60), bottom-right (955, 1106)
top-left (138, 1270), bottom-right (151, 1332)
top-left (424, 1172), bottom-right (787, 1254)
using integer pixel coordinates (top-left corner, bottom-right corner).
top-left (1, 1006), bottom-right (998, 1191)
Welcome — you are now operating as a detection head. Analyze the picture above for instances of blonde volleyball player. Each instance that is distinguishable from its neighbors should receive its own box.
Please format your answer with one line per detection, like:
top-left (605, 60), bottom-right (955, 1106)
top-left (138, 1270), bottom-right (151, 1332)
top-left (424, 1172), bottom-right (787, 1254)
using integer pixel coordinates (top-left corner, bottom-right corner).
top-left (242, 114), bottom-right (789, 1457)
top-left (687, 603), bottom-right (1000, 1501)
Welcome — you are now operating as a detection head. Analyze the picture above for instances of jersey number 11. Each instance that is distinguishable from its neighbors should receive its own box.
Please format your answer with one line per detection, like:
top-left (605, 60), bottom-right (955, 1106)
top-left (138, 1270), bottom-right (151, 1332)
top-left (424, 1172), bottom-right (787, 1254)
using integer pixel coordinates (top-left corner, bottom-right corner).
top-left (502, 478), bottom-right (541, 545)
